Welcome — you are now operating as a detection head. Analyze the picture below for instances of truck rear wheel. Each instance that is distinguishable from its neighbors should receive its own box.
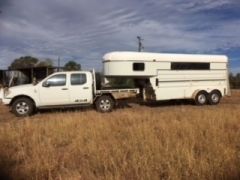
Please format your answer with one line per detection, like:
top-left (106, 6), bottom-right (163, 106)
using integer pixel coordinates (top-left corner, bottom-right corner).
top-left (95, 95), bottom-right (114, 113)
top-left (12, 97), bottom-right (35, 117)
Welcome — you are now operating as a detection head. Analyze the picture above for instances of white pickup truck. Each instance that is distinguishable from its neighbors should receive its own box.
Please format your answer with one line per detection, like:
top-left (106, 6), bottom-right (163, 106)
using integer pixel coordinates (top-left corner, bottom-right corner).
top-left (0, 70), bottom-right (139, 117)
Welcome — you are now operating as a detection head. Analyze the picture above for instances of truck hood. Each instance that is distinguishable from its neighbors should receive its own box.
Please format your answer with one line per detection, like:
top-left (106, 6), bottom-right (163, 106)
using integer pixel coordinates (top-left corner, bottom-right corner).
top-left (0, 88), bottom-right (3, 101)
top-left (5, 84), bottom-right (36, 98)
top-left (9, 84), bottom-right (35, 91)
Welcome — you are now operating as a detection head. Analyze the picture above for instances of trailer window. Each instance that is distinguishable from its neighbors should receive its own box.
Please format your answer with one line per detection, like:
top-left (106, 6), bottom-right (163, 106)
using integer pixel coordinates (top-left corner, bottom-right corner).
top-left (171, 62), bottom-right (210, 70)
top-left (133, 63), bottom-right (145, 71)
top-left (71, 74), bottom-right (86, 85)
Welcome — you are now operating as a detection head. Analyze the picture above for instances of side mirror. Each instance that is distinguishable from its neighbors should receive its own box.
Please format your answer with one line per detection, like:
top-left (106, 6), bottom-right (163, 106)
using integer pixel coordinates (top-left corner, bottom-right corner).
top-left (42, 81), bottom-right (50, 87)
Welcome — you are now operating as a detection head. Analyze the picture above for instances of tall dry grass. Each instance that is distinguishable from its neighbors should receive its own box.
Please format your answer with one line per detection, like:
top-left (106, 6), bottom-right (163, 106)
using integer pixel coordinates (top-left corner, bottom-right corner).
top-left (0, 92), bottom-right (240, 180)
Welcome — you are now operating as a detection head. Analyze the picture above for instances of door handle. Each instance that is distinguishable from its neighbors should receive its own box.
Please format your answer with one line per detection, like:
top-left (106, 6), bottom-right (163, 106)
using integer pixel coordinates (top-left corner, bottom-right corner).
top-left (61, 88), bottom-right (68, 90)
top-left (83, 87), bottom-right (89, 89)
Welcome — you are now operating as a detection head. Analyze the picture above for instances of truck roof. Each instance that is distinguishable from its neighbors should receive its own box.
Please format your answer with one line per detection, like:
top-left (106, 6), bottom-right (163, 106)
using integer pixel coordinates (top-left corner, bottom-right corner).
top-left (103, 51), bottom-right (228, 63)
top-left (52, 71), bottom-right (91, 75)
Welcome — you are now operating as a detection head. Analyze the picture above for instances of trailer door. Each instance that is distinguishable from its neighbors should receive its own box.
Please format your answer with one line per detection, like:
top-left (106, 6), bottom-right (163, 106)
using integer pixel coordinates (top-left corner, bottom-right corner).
top-left (155, 70), bottom-right (186, 100)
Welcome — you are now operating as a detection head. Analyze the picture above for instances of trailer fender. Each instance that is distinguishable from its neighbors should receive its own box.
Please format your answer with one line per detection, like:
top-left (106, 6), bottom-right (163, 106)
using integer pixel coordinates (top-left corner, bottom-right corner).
top-left (192, 90), bottom-right (208, 99)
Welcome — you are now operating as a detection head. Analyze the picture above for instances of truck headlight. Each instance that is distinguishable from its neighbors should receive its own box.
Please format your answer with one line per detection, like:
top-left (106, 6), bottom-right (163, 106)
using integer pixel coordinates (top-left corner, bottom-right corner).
top-left (3, 88), bottom-right (11, 97)
top-left (0, 88), bottom-right (3, 103)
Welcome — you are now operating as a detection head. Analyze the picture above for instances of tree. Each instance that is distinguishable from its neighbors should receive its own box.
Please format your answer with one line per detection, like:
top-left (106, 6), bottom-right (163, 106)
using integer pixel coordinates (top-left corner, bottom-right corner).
top-left (36, 58), bottom-right (53, 67)
top-left (9, 56), bottom-right (53, 69)
top-left (9, 56), bottom-right (38, 69)
top-left (229, 73), bottom-right (240, 89)
top-left (64, 61), bottom-right (81, 71)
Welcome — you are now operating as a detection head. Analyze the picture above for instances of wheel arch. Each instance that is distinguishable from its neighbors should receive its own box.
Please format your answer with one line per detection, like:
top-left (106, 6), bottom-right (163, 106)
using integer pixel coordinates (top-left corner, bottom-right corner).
top-left (10, 95), bottom-right (36, 107)
top-left (94, 93), bottom-right (116, 104)
top-left (192, 89), bottom-right (208, 99)
top-left (210, 89), bottom-right (222, 97)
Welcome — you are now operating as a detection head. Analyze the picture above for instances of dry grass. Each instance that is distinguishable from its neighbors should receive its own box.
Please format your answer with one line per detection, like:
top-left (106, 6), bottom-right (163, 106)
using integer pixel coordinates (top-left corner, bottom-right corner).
top-left (0, 91), bottom-right (240, 180)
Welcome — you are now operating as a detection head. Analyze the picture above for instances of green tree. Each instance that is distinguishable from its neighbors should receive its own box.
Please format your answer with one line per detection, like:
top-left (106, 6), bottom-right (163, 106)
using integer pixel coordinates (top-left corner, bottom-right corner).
top-left (229, 73), bottom-right (240, 89)
top-left (9, 56), bottom-right (38, 69)
top-left (64, 61), bottom-right (81, 71)
top-left (229, 73), bottom-right (235, 89)
top-left (36, 58), bottom-right (53, 67)
top-left (9, 56), bottom-right (53, 69)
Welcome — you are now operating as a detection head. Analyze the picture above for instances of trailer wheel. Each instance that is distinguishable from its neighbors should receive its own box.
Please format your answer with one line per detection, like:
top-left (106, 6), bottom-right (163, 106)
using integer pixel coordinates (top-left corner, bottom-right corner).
top-left (95, 95), bottom-right (114, 113)
top-left (208, 90), bottom-right (221, 105)
top-left (12, 97), bottom-right (35, 117)
top-left (195, 91), bottom-right (208, 105)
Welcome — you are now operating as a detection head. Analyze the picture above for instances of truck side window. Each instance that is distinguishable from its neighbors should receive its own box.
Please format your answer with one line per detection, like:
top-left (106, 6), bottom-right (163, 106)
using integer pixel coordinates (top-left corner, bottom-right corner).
top-left (45, 74), bottom-right (66, 86)
top-left (71, 74), bottom-right (86, 85)
top-left (133, 63), bottom-right (145, 71)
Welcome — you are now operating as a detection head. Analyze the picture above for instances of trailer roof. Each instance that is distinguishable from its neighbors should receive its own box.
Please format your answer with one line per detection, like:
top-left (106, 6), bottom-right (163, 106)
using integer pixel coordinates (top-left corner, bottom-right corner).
top-left (103, 51), bottom-right (228, 63)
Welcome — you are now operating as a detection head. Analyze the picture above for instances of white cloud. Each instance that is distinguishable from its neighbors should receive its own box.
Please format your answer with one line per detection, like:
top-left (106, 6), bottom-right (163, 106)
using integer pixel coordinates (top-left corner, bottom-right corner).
top-left (0, 0), bottom-right (240, 71)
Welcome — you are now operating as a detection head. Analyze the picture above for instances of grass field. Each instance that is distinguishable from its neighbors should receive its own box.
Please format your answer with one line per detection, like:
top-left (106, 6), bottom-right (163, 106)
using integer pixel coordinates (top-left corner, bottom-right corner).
top-left (0, 91), bottom-right (240, 180)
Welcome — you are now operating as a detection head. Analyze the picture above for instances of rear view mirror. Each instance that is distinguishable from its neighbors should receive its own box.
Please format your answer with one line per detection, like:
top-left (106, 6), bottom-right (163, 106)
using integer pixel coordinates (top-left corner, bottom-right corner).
top-left (42, 81), bottom-right (50, 87)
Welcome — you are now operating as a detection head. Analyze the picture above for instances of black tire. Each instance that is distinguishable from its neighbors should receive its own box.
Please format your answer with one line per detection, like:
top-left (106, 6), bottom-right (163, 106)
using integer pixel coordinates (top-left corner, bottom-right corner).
top-left (12, 97), bottom-right (35, 117)
top-left (95, 95), bottom-right (114, 113)
top-left (208, 90), bottom-right (221, 105)
top-left (195, 91), bottom-right (208, 106)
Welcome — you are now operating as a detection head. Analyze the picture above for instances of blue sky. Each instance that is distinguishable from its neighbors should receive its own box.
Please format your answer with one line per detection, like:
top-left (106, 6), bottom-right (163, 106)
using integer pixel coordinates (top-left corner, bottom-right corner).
top-left (0, 0), bottom-right (240, 73)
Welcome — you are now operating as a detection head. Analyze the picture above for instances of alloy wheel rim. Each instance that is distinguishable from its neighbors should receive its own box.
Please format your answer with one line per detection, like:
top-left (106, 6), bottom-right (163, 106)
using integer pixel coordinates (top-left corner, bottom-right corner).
top-left (211, 94), bottom-right (219, 103)
top-left (198, 94), bottom-right (206, 104)
top-left (99, 99), bottom-right (111, 111)
top-left (16, 102), bottom-right (29, 115)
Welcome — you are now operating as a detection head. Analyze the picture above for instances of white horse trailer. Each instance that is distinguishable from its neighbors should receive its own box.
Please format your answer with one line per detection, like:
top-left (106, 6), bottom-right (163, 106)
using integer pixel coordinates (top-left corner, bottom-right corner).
top-left (103, 51), bottom-right (230, 105)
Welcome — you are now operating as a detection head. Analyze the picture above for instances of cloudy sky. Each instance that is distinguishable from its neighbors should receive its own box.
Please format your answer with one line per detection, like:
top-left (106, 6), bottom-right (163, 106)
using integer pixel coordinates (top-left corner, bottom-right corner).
top-left (0, 0), bottom-right (240, 72)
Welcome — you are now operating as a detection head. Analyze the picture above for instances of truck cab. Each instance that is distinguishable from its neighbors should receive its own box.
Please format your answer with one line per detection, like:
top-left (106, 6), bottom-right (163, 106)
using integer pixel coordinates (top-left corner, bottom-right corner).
top-left (39, 71), bottom-right (93, 106)
top-left (1, 71), bottom-right (94, 116)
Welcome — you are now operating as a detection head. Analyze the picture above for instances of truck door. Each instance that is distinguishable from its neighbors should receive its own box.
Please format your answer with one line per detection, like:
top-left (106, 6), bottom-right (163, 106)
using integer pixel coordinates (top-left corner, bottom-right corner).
top-left (39, 74), bottom-right (70, 106)
top-left (69, 72), bottom-right (93, 104)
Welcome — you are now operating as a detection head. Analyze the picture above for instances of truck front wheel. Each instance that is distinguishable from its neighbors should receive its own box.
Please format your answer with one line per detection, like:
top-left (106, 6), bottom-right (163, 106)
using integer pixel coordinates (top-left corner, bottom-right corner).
top-left (12, 97), bottom-right (35, 117)
top-left (95, 95), bottom-right (114, 113)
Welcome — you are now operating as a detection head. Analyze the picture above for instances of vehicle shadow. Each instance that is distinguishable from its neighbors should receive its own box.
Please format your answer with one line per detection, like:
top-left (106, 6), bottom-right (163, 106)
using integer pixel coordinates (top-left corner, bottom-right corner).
top-left (37, 105), bottom-right (93, 115)
top-left (0, 154), bottom-right (21, 180)
top-left (36, 101), bottom-right (135, 115)
top-left (33, 99), bottom-right (194, 116)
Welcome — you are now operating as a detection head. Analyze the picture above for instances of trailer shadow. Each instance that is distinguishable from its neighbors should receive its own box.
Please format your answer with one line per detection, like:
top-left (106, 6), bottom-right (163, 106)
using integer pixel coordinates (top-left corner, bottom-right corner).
top-left (141, 99), bottom-right (195, 107)
top-left (115, 99), bottom-right (195, 110)
top-left (115, 100), bottom-right (134, 109)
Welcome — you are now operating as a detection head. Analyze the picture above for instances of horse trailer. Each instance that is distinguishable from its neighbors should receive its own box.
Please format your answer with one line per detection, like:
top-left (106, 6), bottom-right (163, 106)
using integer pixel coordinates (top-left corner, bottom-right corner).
top-left (103, 51), bottom-right (230, 104)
